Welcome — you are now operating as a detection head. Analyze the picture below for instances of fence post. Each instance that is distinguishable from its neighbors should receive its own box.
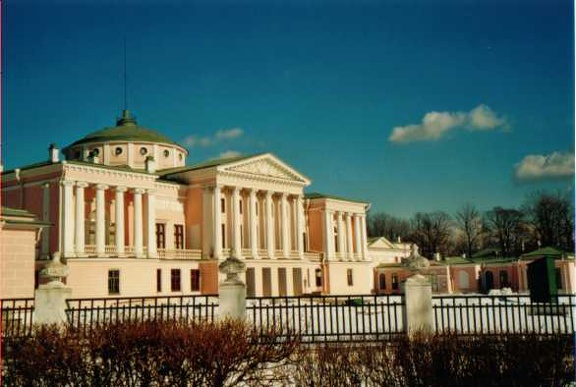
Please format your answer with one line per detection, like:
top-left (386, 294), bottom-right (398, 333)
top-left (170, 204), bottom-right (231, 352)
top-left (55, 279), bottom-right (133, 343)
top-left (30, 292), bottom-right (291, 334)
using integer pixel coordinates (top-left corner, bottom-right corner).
top-left (218, 255), bottom-right (246, 320)
top-left (403, 273), bottom-right (433, 336)
top-left (401, 245), bottom-right (434, 337)
top-left (34, 253), bottom-right (72, 325)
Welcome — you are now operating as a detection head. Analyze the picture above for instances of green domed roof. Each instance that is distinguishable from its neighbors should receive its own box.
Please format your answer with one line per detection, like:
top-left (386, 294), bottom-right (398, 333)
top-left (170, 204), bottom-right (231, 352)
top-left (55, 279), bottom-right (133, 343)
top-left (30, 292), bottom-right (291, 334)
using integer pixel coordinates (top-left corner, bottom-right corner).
top-left (66, 110), bottom-right (179, 148)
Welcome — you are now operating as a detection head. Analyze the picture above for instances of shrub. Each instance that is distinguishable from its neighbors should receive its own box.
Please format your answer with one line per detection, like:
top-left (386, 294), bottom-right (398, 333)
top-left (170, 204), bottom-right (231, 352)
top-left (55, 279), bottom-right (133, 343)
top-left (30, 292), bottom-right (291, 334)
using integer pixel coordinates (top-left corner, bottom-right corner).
top-left (3, 319), bottom-right (299, 386)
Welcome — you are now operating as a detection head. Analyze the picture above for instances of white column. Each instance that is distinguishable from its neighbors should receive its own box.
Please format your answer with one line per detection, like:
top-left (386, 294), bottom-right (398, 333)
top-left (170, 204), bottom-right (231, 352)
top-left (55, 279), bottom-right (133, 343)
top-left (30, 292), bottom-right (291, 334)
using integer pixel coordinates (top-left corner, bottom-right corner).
top-left (336, 211), bottom-right (345, 258)
top-left (249, 189), bottom-right (259, 259)
top-left (146, 189), bottom-right (157, 258)
top-left (61, 180), bottom-right (75, 258)
top-left (265, 191), bottom-right (274, 258)
top-left (232, 187), bottom-right (242, 258)
top-left (115, 187), bottom-right (126, 255)
top-left (345, 213), bottom-right (354, 261)
top-left (361, 215), bottom-right (368, 260)
top-left (281, 193), bottom-right (290, 258)
top-left (41, 183), bottom-right (51, 258)
top-left (74, 182), bottom-right (88, 256)
top-left (133, 188), bottom-right (144, 258)
top-left (213, 185), bottom-right (222, 259)
top-left (296, 195), bottom-right (304, 259)
top-left (95, 184), bottom-right (108, 256)
top-left (353, 214), bottom-right (362, 260)
top-left (323, 209), bottom-right (334, 261)
top-left (202, 186), bottom-right (214, 259)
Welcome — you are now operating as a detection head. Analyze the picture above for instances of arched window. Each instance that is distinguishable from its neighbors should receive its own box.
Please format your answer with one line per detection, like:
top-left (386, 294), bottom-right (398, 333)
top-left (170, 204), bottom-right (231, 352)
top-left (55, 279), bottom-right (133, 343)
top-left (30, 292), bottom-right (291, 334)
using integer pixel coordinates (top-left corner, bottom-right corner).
top-left (392, 273), bottom-right (399, 290)
top-left (379, 273), bottom-right (386, 290)
top-left (458, 271), bottom-right (470, 290)
top-left (315, 268), bottom-right (322, 287)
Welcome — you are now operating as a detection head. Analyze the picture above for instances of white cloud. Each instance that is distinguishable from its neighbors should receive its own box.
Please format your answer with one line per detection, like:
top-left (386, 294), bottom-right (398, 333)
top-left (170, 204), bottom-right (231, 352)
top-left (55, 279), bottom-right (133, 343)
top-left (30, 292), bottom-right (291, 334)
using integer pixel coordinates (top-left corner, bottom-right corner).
top-left (219, 150), bottom-right (242, 159)
top-left (183, 127), bottom-right (244, 148)
top-left (388, 104), bottom-right (507, 144)
top-left (514, 151), bottom-right (575, 181)
top-left (216, 127), bottom-right (243, 139)
top-left (183, 135), bottom-right (212, 147)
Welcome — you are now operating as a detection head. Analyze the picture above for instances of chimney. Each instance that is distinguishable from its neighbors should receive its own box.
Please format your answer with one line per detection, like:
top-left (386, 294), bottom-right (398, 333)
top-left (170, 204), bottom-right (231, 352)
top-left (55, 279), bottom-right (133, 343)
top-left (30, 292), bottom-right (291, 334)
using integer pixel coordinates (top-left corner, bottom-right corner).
top-left (145, 156), bottom-right (156, 173)
top-left (49, 143), bottom-right (59, 163)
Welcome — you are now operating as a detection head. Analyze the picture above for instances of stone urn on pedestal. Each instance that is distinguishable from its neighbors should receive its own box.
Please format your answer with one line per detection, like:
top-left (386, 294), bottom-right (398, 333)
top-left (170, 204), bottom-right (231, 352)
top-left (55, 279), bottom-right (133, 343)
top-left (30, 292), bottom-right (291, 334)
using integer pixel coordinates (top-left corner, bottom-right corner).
top-left (218, 253), bottom-right (247, 320)
top-left (401, 245), bottom-right (434, 336)
top-left (34, 253), bottom-right (72, 325)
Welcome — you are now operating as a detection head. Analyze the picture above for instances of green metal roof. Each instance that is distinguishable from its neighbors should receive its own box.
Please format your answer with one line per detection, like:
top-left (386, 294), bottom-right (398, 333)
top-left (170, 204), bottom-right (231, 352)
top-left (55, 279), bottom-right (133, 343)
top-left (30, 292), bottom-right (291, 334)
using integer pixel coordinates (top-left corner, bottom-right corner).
top-left (521, 246), bottom-right (566, 260)
top-left (64, 110), bottom-right (180, 149)
top-left (305, 192), bottom-right (369, 204)
top-left (159, 153), bottom-right (264, 177)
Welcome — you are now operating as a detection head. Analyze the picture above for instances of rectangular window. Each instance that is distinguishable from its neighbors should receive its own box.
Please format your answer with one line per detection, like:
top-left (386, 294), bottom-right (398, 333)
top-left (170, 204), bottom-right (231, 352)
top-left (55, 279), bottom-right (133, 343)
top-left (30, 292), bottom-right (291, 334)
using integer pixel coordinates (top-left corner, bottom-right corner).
top-left (255, 202), bottom-right (258, 216)
top-left (156, 223), bottom-right (166, 249)
top-left (108, 269), bottom-right (120, 294)
top-left (174, 224), bottom-right (184, 249)
top-left (239, 200), bottom-right (243, 214)
top-left (156, 269), bottom-right (162, 292)
top-left (171, 269), bottom-right (181, 292)
top-left (221, 198), bottom-right (226, 213)
top-left (221, 224), bottom-right (226, 248)
top-left (347, 269), bottom-right (354, 286)
top-left (190, 269), bottom-right (201, 292)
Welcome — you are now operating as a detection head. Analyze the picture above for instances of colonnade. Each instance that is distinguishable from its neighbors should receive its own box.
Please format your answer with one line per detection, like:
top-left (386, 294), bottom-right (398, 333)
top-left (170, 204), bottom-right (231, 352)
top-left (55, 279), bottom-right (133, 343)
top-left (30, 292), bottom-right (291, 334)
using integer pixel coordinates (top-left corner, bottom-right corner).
top-left (58, 180), bottom-right (156, 258)
top-left (203, 185), bottom-right (306, 260)
top-left (323, 209), bottom-right (368, 261)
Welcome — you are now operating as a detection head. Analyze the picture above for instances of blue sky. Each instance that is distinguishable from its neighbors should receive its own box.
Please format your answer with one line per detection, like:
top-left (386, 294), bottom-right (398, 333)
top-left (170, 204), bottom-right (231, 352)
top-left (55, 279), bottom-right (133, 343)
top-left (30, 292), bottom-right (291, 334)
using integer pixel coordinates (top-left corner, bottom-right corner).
top-left (2, 0), bottom-right (574, 219)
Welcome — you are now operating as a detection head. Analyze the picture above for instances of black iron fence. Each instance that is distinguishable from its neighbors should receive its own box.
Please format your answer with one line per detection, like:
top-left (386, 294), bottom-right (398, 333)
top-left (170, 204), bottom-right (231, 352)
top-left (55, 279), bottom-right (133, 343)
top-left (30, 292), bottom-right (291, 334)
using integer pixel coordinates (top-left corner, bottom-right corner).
top-left (4, 293), bottom-right (575, 340)
top-left (1, 298), bottom-right (35, 338)
top-left (66, 295), bottom-right (218, 333)
top-left (433, 294), bottom-right (575, 335)
top-left (247, 294), bottom-right (405, 343)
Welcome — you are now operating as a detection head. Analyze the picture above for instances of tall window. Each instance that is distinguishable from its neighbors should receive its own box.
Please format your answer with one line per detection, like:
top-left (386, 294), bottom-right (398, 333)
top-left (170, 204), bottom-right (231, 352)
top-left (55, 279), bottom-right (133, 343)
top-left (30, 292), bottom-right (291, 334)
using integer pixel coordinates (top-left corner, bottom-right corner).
top-left (392, 274), bottom-right (399, 290)
top-left (190, 269), bottom-right (200, 292)
top-left (221, 224), bottom-right (226, 248)
top-left (315, 268), bottom-right (322, 287)
top-left (221, 198), bottom-right (226, 213)
top-left (499, 270), bottom-right (509, 287)
top-left (239, 200), bottom-right (243, 214)
top-left (174, 224), bottom-right (184, 249)
top-left (108, 269), bottom-right (120, 294)
top-left (156, 269), bottom-right (162, 292)
top-left (347, 269), bottom-right (354, 286)
top-left (171, 269), bottom-right (181, 292)
top-left (156, 223), bottom-right (166, 249)
top-left (379, 273), bottom-right (386, 290)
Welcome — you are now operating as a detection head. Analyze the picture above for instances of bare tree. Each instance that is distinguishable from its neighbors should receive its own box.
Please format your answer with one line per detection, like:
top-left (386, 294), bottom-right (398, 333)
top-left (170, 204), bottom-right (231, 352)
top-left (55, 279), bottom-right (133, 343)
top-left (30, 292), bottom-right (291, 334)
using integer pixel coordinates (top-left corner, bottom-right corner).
top-left (455, 203), bottom-right (484, 258)
top-left (409, 211), bottom-right (453, 259)
top-left (523, 191), bottom-right (574, 251)
top-left (367, 212), bottom-right (411, 241)
top-left (485, 207), bottom-right (524, 257)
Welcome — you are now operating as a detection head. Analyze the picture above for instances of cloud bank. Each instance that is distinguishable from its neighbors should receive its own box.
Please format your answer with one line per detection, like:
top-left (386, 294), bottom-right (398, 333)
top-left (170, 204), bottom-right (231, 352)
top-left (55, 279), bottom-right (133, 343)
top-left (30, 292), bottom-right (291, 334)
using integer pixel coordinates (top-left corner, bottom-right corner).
top-left (219, 150), bottom-right (242, 159)
top-left (389, 105), bottom-right (507, 144)
top-left (183, 127), bottom-right (244, 148)
top-left (514, 151), bottom-right (574, 181)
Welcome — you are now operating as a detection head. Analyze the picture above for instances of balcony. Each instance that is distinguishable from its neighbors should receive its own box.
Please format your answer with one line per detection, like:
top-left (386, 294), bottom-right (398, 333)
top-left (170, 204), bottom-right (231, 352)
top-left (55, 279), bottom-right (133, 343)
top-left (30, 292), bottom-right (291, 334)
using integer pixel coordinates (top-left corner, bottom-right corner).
top-left (80, 245), bottom-right (201, 260)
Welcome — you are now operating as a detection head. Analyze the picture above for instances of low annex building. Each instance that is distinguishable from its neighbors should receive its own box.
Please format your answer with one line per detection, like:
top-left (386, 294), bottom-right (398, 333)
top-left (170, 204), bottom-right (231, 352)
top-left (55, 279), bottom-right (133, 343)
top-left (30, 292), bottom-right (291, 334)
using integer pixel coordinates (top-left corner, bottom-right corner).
top-left (1, 110), bottom-right (374, 298)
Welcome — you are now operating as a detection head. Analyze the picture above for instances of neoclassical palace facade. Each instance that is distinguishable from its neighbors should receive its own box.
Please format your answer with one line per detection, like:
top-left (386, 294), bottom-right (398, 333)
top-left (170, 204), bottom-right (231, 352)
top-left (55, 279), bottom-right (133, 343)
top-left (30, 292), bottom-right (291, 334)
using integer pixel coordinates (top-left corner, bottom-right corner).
top-left (2, 111), bottom-right (379, 298)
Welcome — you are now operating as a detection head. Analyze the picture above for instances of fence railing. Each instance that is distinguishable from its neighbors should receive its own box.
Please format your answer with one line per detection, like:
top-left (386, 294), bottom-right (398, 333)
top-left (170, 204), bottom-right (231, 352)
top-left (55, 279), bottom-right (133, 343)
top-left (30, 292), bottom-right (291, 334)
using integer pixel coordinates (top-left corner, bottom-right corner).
top-left (66, 295), bottom-right (218, 333)
top-left (247, 294), bottom-right (405, 343)
top-left (433, 294), bottom-right (575, 335)
top-left (1, 298), bottom-right (35, 337)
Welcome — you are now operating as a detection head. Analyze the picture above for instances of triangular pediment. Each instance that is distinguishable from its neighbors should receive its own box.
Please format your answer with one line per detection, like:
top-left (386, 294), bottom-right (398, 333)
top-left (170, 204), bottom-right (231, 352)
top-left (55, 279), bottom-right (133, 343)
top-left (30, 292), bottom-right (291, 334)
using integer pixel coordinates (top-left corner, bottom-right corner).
top-left (368, 237), bottom-right (396, 249)
top-left (219, 154), bottom-right (311, 185)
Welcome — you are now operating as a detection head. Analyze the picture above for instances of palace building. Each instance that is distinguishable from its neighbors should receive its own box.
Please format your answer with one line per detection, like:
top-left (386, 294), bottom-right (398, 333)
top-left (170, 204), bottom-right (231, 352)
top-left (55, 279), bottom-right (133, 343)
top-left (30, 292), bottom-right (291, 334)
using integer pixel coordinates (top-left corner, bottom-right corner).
top-left (1, 110), bottom-right (379, 298)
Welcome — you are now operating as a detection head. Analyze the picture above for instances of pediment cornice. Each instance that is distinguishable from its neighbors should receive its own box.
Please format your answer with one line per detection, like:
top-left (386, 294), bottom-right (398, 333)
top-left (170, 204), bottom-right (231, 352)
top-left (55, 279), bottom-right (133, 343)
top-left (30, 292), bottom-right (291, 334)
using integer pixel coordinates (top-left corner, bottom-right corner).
top-left (218, 154), bottom-right (311, 186)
